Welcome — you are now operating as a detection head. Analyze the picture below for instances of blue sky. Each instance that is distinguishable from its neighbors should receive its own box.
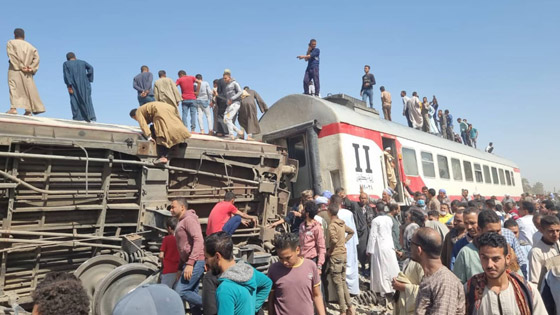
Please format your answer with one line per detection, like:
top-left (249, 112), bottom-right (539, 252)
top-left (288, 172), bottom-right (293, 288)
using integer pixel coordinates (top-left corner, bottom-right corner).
top-left (1, 0), bottom-right (558, 191)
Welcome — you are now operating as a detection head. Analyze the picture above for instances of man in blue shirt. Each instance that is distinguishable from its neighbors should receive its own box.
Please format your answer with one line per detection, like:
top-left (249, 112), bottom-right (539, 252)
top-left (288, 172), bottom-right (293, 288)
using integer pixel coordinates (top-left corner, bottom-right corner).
top-left (298, 39), bottom-right (320, 96)
top-left (133, 65), bottom-right (155, 105)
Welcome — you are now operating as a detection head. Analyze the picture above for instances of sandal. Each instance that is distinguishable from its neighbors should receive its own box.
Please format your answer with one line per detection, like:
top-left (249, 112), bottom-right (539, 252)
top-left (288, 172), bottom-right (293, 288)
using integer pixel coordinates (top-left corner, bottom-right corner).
top-left (6, 109), bottom-right (17, 114)
top-left (23, 111), bottom-right (32, 116)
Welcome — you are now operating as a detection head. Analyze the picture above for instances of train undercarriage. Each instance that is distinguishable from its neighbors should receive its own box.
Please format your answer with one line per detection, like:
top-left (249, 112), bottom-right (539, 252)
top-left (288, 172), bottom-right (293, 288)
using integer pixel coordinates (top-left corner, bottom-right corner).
top-left (0, 114), bottom-right (297, 313)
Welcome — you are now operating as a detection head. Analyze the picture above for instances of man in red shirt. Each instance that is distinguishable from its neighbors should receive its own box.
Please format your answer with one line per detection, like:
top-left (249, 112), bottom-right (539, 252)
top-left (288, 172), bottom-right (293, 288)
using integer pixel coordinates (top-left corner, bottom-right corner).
top-left (176, 70), bottom-right (198, 132)
top-left (169, 197), bottom-right (205, 314)
top-left (159, 217), bottom-right (180, 289)
top-left (206, 191), bottom-right (257, 235)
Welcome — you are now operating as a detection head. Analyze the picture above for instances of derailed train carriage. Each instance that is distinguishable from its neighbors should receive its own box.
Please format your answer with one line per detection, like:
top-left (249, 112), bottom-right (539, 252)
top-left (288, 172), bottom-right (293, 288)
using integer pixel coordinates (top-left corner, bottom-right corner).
top-left (0, 114), bottom-right (296, 313)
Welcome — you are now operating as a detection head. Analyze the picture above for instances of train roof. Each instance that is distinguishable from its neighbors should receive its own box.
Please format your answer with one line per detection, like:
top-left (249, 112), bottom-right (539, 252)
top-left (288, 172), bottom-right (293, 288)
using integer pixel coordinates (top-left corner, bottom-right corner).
top-left (0, 113), bottom-right (282, 157)
top-left (259, 94), bottom-right (519, 168)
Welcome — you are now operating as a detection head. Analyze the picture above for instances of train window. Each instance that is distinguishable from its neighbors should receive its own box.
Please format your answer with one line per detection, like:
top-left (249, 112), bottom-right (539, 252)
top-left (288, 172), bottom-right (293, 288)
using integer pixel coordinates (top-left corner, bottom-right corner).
top-left (499, 169), bottom-right (506, 185)
top-left (437, 155), bottom-right (450, 179)
top-left (511, 171), bottom-right (515, 186)
top-left (463, 161), bottom-right (473, 182)
top-left (451, 158), bottom-right (463, 181)
top-left (505, 170), bottom-right (512, 185)
top-left (421, 152), bottom-right (436, 178)
top-left (402, 148), bottom-right (419, 176)
top-left (492, 167), bottom-right (500, 185)
top-left (483, 165), bottom-right (491, 184)
top-left (491, 167), bottom-right (499, 184)
top-left (474, 163), bottom-right (483, 183)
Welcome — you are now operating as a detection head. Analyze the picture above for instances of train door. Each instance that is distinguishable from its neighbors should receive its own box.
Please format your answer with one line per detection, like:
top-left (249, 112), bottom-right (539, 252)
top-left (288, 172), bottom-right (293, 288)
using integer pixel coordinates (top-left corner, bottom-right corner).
top-left (382, 137), bottom-right (403, 202)
top-left (286, 134), bottom-right (312, 197)
top-left (262, 121), bottom-right (322, 201)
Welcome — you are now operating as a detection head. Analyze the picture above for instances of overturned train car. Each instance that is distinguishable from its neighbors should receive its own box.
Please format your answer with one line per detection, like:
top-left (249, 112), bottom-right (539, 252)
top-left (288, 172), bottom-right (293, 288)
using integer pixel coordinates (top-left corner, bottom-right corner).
top-left (0, 114), bottom-right (296, 311)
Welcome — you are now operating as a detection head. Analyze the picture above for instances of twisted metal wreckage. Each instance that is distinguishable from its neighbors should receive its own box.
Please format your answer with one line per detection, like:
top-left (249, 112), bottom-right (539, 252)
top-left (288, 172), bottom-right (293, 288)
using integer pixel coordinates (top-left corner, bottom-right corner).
top-left (0, 113), bottom-right (297, 314)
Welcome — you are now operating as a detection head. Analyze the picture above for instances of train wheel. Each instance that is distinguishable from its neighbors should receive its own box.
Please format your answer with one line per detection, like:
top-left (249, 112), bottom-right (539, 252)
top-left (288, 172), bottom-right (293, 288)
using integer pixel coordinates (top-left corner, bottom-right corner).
top-left (74, 255), bottom-right (127, 300)
top-left (92, 263), bottom-right (158, 315)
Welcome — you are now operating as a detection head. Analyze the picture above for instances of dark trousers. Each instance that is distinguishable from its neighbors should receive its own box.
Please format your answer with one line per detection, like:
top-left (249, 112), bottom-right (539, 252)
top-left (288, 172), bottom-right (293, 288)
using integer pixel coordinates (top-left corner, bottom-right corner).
top-left (303, 67), bottom-right (320, 95)
top-left (405, 108), bottom-right (412, 127)
top-left (446, 126), bottom-right (454, 140)
top-left (215, 99), bottom-right (228, 135)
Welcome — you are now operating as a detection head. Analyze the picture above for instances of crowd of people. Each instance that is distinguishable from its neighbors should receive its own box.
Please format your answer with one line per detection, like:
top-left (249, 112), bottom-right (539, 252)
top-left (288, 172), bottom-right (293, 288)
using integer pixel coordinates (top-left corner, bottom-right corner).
top-left (359, 66), bottom-right (484, 150)
top-left (5, 28), bottom-right (269, 142)
top-left (6, 30), bottom-right (494, 156)
top-left (29, 187), bottom-right (560, 315)
top-left (295, 39), bottom-right (491, 153)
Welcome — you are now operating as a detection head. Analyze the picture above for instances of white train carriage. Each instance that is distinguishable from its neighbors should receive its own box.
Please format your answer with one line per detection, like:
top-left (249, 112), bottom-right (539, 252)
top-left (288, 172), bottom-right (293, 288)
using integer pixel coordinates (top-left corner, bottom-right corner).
top-left (259, 94), bottom-right (523, 204)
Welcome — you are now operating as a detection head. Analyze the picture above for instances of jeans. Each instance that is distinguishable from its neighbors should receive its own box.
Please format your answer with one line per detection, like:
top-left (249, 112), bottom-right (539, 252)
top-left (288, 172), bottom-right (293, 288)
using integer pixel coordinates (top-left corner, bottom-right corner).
top-left (181, 100), bottom-right (198, 131)
top-left (224, 102), bottom-right (242, 137)
top-left (303, 67), bottom-right (320, 95)
top-left (461, 132), bottom-right (470, 145)
top-left (160, 272), bottom-right (178, 289)
top-left (138, 95), bottom-right (155, 106)
top-left (222, 215), bottom-right (242, 235)
top-left (196, 100), bottom-right (213, 133)
top-left (176, 260), bottom-right (205, 315)
top-left (362, 88), bottom-right (374, 107)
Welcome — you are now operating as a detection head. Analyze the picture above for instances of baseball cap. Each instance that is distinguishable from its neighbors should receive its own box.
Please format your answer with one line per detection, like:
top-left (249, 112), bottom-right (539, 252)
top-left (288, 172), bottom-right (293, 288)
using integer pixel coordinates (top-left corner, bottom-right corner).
top-left (439, 189), bottom-right (446, 194)
top-left (113, 284), bottom-right (184, 315)
top-left (322, 190), bottom-right (333, 199)
top-left (315, 196), bottom-right (329, 205)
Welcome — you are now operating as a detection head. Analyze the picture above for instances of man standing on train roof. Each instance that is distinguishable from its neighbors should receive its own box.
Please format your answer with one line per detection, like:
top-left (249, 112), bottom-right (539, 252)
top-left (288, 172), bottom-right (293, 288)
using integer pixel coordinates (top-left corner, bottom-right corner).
top-left (63, 52), bottom-right (96, 122)
top-left (458, 118), bottom-right (470, 146)
top-left (360, 65), bottom-right (376, 108)
top-left (408, 92), bottom-right (423, 130)
top-left (380, 86), bottom-right (392, 120)
top-left (469, 124), bottom-right (478, 148)
top-left (445, 109), bottom-right (454, 140)
top-left (153, 70), bottom-right (182, 107)
top-left (129, 101), bottom-right (191, 165)
top-left (438, 109), bottom-right (448, 139)
top-left (133, 65), bottom-right (155, 105)
top-left (298, 39), bottom-right (320, 96)
top-left (401, 91), bottom-right (412, 127)
top-left (239, 86), bottom-right (268, 140)
top-left (6, 28), bottom-right (45, 116)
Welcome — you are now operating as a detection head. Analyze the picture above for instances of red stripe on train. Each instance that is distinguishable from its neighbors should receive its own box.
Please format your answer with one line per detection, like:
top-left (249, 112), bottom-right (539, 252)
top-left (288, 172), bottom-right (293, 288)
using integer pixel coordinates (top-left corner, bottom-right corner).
top-left (319, 122), bottom-right (383, 149)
